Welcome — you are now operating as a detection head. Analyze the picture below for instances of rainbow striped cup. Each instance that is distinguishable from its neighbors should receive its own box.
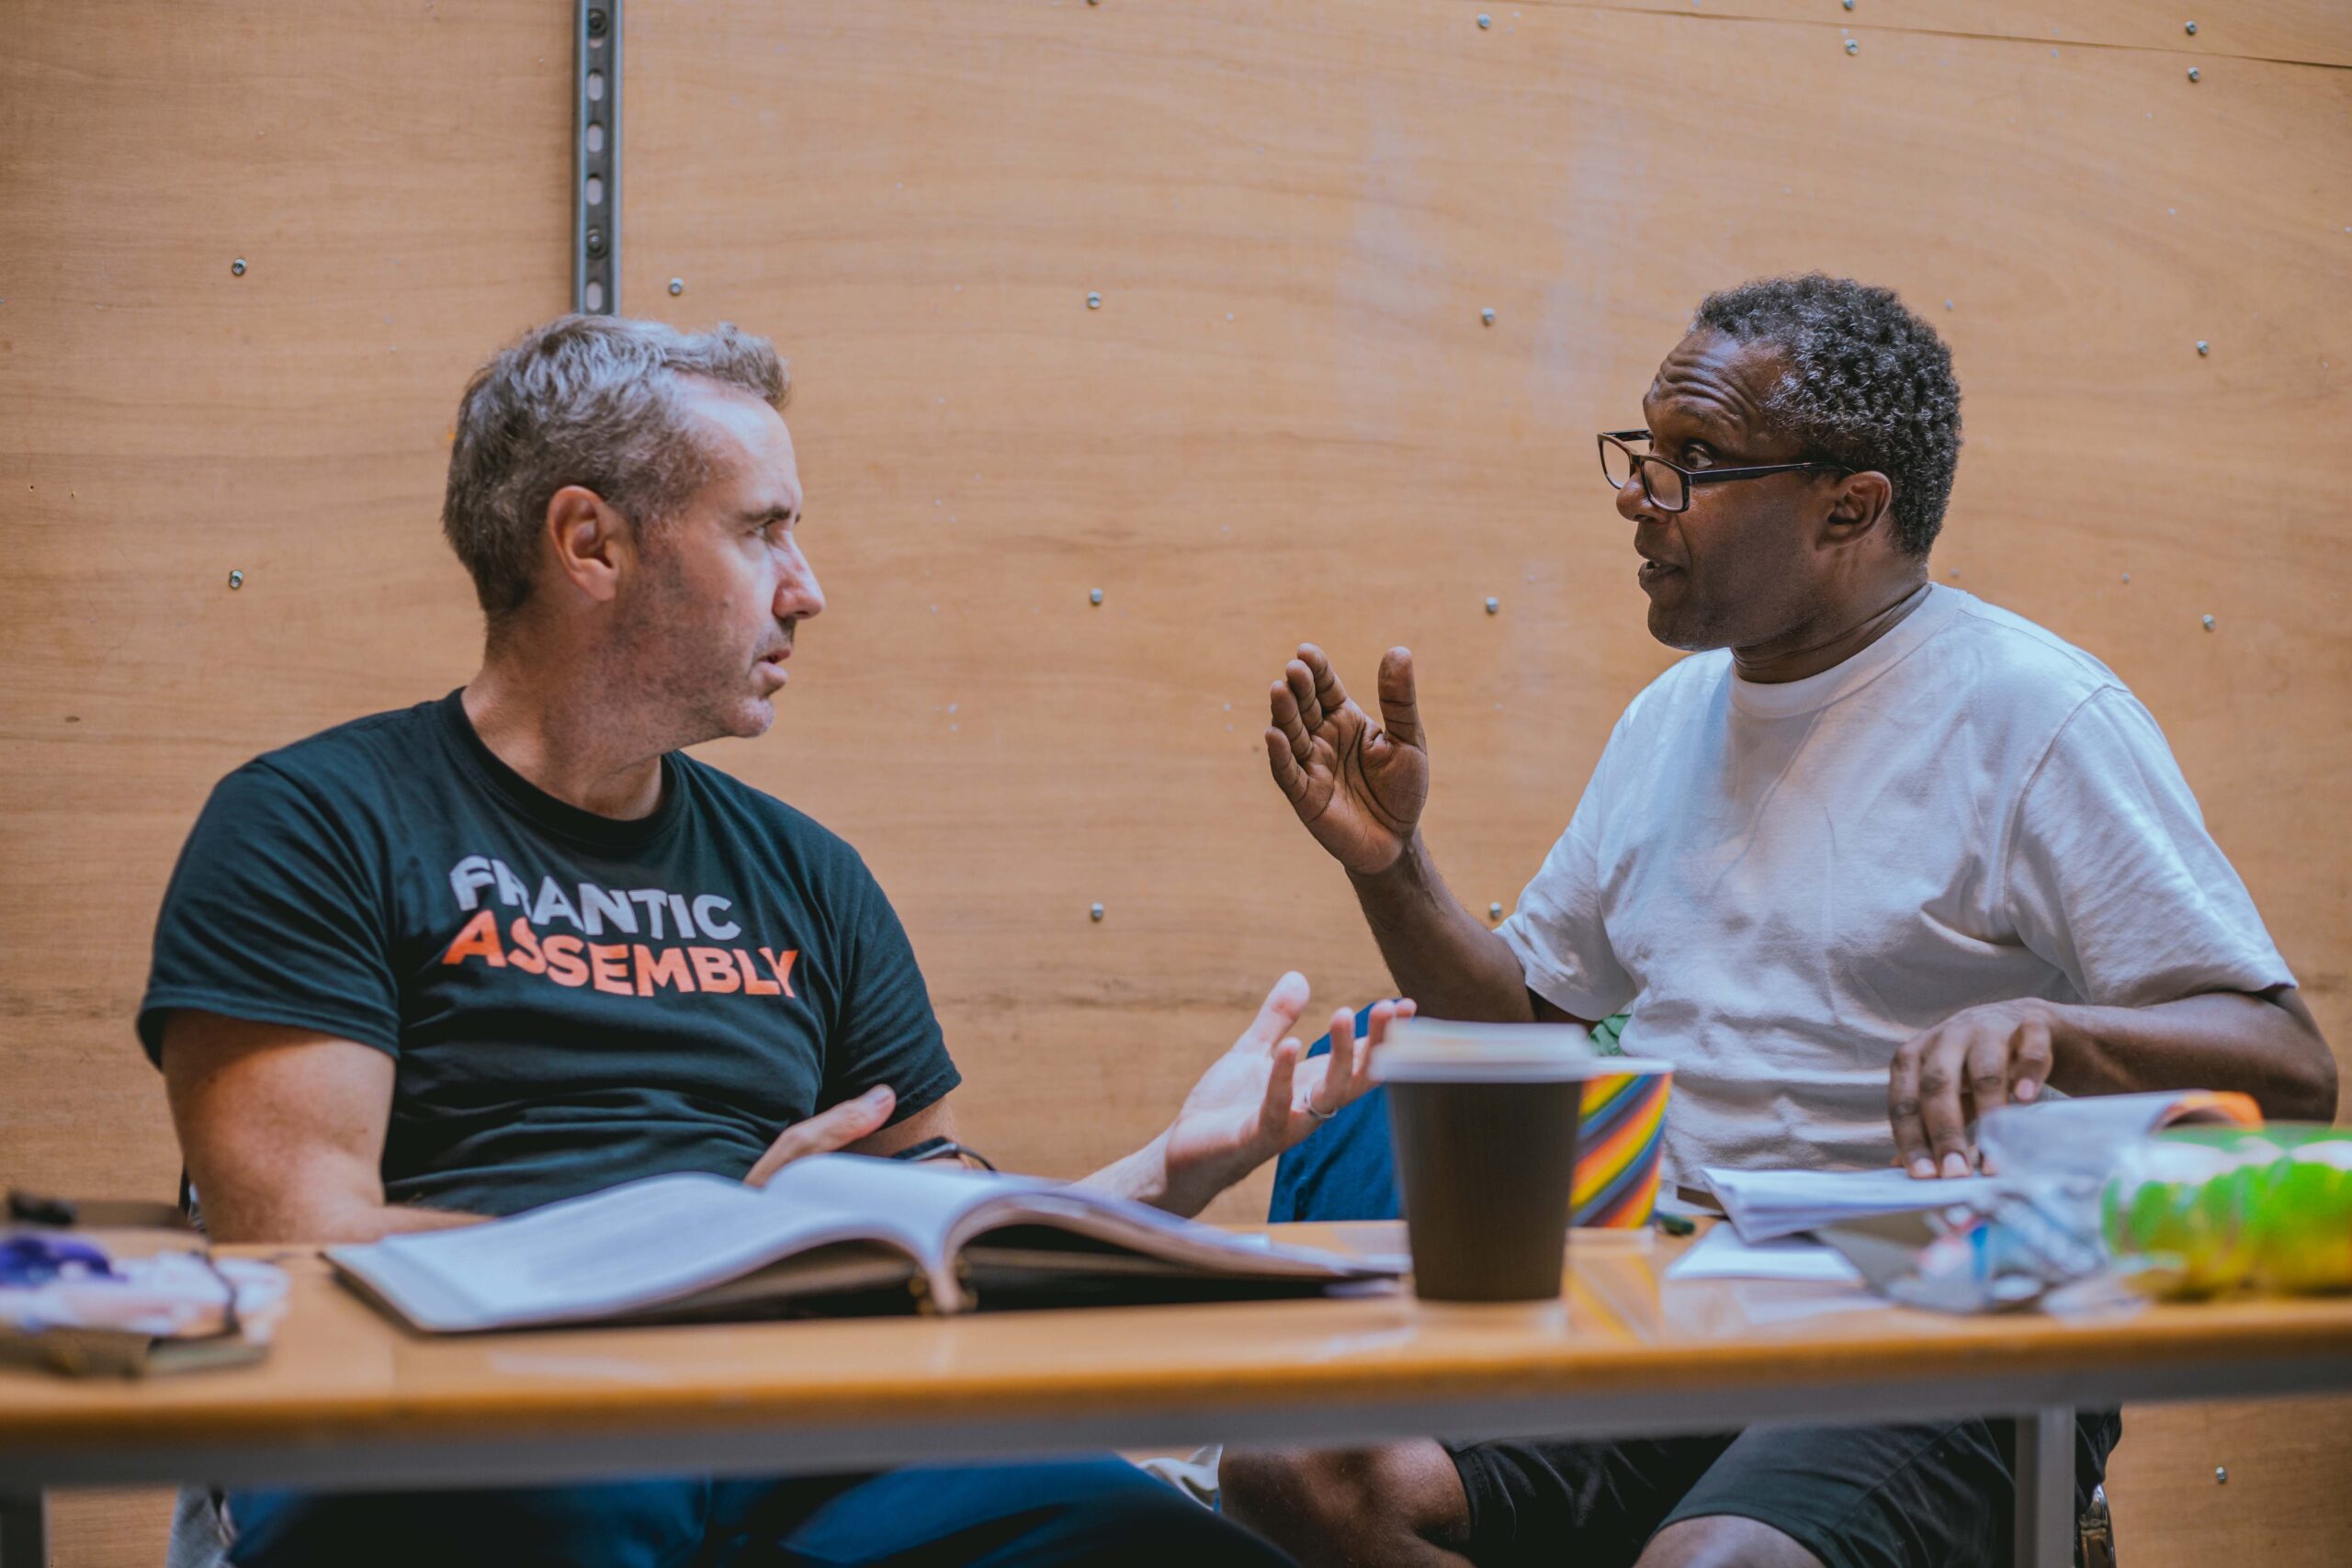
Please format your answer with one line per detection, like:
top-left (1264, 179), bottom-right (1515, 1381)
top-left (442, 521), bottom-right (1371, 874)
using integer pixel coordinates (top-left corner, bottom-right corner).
top-left (1572, 1062), bottom-right (1674, 1228)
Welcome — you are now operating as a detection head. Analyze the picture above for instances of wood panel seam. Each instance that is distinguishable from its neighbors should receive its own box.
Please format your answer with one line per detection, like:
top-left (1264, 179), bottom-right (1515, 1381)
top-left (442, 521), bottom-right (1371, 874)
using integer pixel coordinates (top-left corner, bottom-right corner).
top-left (1500, 3), bottom-right (2352, 71)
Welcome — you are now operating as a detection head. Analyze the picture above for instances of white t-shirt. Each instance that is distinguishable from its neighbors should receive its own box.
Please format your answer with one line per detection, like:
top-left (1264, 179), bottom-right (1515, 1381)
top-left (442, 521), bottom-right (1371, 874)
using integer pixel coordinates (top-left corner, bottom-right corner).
top-left (1497, 586), bottom-right (2292, 1182)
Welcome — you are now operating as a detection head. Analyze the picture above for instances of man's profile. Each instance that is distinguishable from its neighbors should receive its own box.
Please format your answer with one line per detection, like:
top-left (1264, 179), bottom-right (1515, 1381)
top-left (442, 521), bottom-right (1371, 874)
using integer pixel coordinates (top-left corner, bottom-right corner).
top-left (1226, 275), bottom-right (2335, 1568)
top-left (146, 315), bottom-right (1389, 1566)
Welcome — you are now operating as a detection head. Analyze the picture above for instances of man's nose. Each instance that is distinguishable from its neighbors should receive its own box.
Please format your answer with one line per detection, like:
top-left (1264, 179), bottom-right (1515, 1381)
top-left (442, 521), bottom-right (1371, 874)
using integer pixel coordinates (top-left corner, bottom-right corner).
top-left (1616, 466), bottom-right (1659, 525)
top-left (777, 545), bottom-right (825, 620)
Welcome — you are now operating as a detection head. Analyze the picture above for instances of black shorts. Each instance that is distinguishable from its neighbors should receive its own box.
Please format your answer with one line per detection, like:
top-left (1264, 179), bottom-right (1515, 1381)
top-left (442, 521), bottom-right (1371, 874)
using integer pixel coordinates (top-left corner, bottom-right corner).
top-left (1443, 1411), bottom-right (2119, 1568)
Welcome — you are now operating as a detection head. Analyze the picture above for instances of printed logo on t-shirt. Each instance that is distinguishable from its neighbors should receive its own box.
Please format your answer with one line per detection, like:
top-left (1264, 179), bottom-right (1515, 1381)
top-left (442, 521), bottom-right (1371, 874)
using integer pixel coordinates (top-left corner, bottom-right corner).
top-left (437, 854), bottom-right (799, 1002)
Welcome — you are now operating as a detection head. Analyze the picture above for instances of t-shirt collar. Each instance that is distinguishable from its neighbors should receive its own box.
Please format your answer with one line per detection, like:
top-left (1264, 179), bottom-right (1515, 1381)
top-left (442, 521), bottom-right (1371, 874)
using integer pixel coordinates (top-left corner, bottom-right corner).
top-left (435, 690), bottom-right (687, 854)
top-left (1727, 583), bottom-right (1961, 720)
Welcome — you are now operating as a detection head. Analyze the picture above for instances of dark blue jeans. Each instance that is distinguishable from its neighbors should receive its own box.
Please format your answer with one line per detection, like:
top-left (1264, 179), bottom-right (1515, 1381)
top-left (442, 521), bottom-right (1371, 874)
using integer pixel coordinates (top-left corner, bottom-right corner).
top-left (224, 1457), bottom-right (1294, 1567)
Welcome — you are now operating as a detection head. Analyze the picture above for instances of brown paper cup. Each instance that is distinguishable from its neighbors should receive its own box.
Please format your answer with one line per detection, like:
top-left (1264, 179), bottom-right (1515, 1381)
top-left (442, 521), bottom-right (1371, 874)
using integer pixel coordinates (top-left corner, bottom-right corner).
top-left (1375, 1020), bottom-right (1635, 1302)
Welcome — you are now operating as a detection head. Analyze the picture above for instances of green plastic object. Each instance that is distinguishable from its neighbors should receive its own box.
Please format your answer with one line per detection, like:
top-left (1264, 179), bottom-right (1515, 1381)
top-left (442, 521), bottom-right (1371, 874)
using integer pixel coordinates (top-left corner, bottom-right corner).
top-left (2102, 1124), bottom-right (2352, 1298)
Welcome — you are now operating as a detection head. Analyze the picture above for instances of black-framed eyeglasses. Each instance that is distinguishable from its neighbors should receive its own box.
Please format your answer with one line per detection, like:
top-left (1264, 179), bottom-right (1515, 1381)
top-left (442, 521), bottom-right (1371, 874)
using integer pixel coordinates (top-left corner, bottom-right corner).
top-left (1597, 430), bottom-right (1847, 514)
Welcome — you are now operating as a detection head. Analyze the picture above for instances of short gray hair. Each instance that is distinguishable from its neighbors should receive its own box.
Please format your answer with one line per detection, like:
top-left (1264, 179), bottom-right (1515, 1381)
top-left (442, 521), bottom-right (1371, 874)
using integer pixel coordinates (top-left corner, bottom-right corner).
top-left (442, 314), bottom-right (789, 621)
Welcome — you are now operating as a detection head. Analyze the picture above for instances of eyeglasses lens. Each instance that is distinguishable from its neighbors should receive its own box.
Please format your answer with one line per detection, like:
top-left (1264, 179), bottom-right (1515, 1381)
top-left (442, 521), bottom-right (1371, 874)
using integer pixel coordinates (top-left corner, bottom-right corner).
top-left (1601, 440), bottom-right (1686, 511)
top-left (1640, 457), bottom-right (1687, 510)
top-left (1601, 439), bottom-right (1638, 491)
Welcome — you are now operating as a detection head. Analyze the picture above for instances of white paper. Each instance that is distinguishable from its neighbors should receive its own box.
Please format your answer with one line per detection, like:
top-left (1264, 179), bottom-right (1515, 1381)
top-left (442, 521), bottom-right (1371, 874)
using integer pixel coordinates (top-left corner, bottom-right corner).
top-left (1664, 1224), bottom-right (1864, 1285)
top-left (1701, 1166), bottom-right (2001, 1244)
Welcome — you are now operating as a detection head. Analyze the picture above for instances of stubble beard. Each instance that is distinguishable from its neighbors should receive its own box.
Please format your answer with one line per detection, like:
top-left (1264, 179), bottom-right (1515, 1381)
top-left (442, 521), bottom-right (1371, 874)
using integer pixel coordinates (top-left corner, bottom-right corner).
top-left (613, 563), bottom-right (770, 750)
top-left (1647, 594), bottom-right (1731, 654)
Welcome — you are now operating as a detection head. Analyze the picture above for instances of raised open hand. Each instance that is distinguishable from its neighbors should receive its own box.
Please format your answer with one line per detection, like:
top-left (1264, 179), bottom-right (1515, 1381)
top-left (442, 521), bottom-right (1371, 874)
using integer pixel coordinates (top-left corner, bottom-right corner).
top-left (1264, 643), bottom-right (1430, 875)
top-left (1159, 975), bottom-right (1418, 1213)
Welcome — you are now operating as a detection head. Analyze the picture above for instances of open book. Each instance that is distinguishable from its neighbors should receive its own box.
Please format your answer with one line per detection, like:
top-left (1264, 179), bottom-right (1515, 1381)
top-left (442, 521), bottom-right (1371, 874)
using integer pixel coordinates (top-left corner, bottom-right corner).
top-left (328, 1154), bottom-right (1402, 1332)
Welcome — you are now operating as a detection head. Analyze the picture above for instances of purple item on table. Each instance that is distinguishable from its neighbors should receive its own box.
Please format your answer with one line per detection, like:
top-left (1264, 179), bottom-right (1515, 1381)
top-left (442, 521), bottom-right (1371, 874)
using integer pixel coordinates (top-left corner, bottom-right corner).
top-left (0, 1233), bottom-right (119, 1287)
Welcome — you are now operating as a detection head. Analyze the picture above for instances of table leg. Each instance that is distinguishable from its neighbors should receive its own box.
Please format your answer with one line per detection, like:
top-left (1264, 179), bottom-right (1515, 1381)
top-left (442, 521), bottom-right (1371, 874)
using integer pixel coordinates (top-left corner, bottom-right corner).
top-left (2014, 1406), bottom-right (2074, 1568)
top-left (0, 1488), bottom-right (46, 1568)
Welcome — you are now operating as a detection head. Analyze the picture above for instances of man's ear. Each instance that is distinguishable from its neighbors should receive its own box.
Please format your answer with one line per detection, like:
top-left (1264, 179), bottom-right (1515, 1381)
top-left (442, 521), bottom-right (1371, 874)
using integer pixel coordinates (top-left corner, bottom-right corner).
top-left (1822, 470), bottom-right (1894, 547)
top-left (543, 484), bottom-right (633, 605)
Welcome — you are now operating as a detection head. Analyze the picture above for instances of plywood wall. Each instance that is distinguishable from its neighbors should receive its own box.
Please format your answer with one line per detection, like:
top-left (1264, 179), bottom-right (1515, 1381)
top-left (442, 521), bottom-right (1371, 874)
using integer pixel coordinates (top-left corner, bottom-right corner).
top-left (3, 3), bottom-right (2348, 1564)
top-left (614, 0), bottom-right (2352, 1201)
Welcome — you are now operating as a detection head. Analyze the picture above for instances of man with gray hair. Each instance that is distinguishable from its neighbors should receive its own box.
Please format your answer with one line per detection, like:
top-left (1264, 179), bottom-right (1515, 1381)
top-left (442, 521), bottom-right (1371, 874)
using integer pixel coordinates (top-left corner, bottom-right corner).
top-left (142, 313), bottom-right (1396, 1566)
top-left (1224, 275), bottom-right (2334, 1567)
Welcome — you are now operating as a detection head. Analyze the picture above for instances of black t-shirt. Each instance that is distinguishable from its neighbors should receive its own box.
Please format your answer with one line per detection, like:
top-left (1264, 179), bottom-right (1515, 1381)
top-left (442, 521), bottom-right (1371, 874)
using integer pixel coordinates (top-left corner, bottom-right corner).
top-left (139, 692), bottom-right (959, 1217)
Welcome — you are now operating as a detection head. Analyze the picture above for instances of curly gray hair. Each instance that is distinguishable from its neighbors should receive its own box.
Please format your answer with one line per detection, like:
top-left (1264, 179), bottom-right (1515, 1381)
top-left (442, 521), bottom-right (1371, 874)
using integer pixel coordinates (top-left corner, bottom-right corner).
top-left (1691, 276), bottom-right (1961, 556)
top-left (442, 314), bottom-right (790, 622)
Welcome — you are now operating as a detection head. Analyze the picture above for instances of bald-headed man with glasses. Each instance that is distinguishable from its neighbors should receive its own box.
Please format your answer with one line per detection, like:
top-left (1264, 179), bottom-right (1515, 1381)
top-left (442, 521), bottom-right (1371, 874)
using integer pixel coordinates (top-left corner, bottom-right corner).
top-left (1222, 275), bottom-right (2335, 1568)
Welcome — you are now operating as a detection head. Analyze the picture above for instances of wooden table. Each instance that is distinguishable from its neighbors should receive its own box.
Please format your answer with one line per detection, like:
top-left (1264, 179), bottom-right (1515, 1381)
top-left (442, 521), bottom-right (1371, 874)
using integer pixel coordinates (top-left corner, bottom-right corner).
top-left (6, 1222), bottom-right (2352, 1567)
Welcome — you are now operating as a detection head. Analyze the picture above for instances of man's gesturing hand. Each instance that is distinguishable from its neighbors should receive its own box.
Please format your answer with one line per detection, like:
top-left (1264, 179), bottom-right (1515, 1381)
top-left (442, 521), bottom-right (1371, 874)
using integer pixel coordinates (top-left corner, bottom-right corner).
top-left (745, 1085), bottom-right (896, 1188)
top-left (1265, 644), bottom-right (1430, 876)
top-left (1159, 974), bottom-right (1416, 1213)
top-left (1888, 999), bottom-right (2058, 1179)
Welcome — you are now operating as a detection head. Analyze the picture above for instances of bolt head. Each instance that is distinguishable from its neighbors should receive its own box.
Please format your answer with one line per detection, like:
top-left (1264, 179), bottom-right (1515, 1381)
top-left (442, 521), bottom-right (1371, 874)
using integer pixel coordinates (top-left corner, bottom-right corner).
top-left (2202, 614), bottom-right (2216, 630)
top-left (2188, 66), bottom-right (2200, 81)
top-left (1089, 587), bottom-right (1104, 605)
top-left (1086, 292), bottom-right (1102, 310)
top-left (230, 258), bottom-right (246, 276)
top-left (1090, 902), bottom-right (1105, 921)
top-left (668, 277), bottom-right (684, 297)
top-left (1485, 596), bottom-right (1499, 614)
top-left (1476, 13), bottom-right (1491, 28)
top-left (586, 8), bottom-right (608, 39)
top-left (227, 570), bottom-right (244, 589)
top-left (1480, 307), bottom-right (1497, 326)
top-left (2186, 21), bottom-right (2198, 35)
top-left (1843, 0), bottom-right (1855, 7)
top-left (2215, 1466), bottom-right (2228, 1483)
top-left (1488, 902), bottom-right (1504, 920)
top-left (2197, 340), bottom-right (2210, 355)
top-left (585, 229), bottom-right (606, 258)
top-left (1846, 38), bottom-right (1860, 54)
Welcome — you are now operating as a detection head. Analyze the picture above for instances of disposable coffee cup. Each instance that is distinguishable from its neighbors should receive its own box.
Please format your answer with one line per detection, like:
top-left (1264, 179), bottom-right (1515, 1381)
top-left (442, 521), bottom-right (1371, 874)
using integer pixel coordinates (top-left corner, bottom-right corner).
top-left (1374, 1019), bottom-right (1666, 1302)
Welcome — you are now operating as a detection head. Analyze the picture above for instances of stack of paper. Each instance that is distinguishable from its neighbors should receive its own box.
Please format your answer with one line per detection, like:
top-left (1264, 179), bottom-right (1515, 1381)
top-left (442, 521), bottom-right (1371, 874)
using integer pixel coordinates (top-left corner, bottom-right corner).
top-left (1701, 1167), bottom-right (2001, 1244)
top-left (1663, 1226), bottom-right (1863, 1286)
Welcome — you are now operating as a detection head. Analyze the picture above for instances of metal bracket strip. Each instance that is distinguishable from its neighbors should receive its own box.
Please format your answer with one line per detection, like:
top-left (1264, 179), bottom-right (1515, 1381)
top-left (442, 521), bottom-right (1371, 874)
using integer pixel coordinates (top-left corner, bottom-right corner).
top-left (0, 1488), bottom-right (44, 1568)
top-left (575, 1), bottom-right (620, 313)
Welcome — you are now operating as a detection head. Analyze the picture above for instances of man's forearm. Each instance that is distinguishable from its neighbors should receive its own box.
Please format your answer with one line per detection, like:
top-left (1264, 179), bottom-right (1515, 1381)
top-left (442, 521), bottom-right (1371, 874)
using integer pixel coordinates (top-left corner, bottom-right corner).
top-left (1074, 1131), bottom-right (1210, 1216)
top-left (2052, 987), bottom-right (2338, 1121)
top-left (1347, 834), bottom-right (1542, 1023)
top-left (201, 1190), bottom-right (484, 1247)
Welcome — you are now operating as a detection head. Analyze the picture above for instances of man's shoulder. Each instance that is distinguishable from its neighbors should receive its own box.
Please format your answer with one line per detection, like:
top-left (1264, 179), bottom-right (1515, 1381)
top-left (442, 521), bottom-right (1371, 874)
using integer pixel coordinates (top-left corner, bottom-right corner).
top-left (671, 754), bottom-right (870, 875)
top-left (1931, 589), bottom-right (2129, 713)
top-left (249, 696), bottom-right (449, 776)
top-left (1619, 649), bottom-right (1735, 729)
top-left (214, 697), bottom-right (454, 817)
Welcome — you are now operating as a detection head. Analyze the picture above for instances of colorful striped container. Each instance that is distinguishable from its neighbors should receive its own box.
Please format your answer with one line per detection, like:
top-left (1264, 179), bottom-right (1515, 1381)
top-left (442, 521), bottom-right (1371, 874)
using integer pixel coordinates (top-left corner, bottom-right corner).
top-left (1572, 1062), bottom-right (1673, 1228)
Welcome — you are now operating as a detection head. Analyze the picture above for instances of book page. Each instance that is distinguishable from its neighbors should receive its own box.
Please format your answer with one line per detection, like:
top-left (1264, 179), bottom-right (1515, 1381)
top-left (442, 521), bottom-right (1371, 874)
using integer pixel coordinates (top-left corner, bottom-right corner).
top-left (954, 1188), bottom-right (1408, 1278)
top-left (754, 1154), bottom-right (1060, 1233)
top-left (332, 1170), bottom-right (933, 1331)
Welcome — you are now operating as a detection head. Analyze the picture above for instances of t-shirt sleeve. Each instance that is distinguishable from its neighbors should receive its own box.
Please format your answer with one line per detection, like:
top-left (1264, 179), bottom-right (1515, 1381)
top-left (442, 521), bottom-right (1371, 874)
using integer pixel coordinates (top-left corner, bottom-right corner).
top-left (814, 854), bottom-right (961, 1122)
top-left (139, 761), bottom-right (402, 1065)
top-left (1497, 723), bottom-right (1638, 1021)
top-left (2000, 686), bottom-right (2294, 1008)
